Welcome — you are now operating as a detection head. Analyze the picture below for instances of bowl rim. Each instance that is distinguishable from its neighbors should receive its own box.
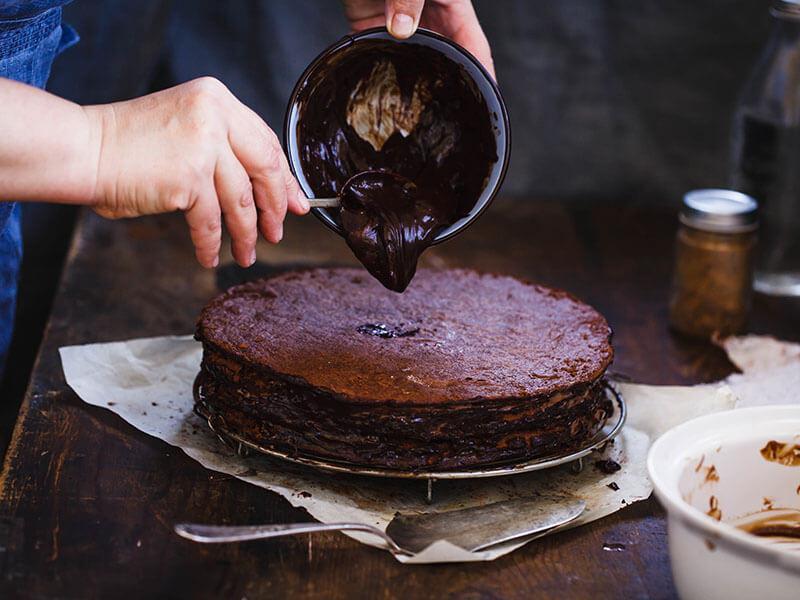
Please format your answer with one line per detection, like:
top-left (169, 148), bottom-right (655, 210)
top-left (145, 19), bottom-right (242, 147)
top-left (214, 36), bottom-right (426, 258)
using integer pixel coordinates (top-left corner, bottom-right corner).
top-left (282, 26), bottom-right (511, 244)
top-left (647, 404), bottom-right (800, 572)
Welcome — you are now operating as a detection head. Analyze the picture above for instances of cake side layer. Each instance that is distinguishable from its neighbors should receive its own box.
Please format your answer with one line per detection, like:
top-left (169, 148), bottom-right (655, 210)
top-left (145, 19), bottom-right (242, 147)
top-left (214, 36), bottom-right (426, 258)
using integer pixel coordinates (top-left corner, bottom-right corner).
top-left (195, 355), bottom-right (613, 471)
top-left (195, 268), bottom-right (614, 405)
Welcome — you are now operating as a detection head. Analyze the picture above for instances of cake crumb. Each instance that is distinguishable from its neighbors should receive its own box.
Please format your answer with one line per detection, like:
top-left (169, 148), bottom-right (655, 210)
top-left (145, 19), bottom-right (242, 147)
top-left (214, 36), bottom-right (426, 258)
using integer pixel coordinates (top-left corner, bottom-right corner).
top-left (595, 459), bottom-right (621, 474)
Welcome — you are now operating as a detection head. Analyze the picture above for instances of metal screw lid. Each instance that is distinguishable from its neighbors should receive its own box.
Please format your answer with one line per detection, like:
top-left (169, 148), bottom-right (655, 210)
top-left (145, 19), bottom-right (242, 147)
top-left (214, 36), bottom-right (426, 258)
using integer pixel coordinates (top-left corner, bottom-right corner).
top-left (679, 189), bottom-right (759, 233)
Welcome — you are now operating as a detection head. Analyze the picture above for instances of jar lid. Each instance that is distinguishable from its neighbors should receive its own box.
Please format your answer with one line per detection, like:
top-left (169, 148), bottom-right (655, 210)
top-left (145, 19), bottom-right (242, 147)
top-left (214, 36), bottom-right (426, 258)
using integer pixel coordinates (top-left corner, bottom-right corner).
top-left (680, 189), bottom-right (758, 233)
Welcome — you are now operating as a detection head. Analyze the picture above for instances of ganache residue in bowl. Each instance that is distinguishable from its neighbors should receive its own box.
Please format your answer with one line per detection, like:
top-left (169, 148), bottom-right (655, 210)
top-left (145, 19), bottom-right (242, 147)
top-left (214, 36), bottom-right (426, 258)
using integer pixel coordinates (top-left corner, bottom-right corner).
top-left (296, 39), bottom-right (497, 291)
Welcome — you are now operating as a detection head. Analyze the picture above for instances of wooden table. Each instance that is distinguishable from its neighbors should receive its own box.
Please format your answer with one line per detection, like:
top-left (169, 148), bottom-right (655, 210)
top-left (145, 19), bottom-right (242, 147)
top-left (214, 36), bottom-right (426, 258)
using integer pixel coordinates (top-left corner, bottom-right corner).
top-left (1, 198), bottom-right (798, 599)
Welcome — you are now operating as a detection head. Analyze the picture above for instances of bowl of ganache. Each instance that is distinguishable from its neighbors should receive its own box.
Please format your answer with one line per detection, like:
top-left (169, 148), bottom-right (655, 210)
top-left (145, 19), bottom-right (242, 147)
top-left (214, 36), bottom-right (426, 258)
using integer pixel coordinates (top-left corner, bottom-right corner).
top-left (283, 27), bottom-right (509, 291)
top-left (647, 406), bottom-right (800, 600)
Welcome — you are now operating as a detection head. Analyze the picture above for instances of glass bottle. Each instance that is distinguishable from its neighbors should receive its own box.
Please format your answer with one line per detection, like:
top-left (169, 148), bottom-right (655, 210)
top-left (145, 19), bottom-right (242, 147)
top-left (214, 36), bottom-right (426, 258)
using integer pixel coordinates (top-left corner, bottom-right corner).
top-left (668, 190), bottom-right (758, 339)
top-left (729, 0), bottom-right (800, 296)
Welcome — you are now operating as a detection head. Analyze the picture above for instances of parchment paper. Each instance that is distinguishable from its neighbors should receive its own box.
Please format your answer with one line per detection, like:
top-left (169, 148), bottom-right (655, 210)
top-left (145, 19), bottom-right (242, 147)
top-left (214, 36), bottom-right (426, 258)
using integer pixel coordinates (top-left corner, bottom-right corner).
top-left (58, 334), bottom-right (795, 563)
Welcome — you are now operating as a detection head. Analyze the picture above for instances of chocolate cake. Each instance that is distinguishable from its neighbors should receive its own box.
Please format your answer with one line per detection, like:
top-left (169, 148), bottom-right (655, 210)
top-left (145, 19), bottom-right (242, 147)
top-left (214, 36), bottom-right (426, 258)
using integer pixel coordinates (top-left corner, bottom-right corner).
top-left (194, 268), bottom-right (614, 471)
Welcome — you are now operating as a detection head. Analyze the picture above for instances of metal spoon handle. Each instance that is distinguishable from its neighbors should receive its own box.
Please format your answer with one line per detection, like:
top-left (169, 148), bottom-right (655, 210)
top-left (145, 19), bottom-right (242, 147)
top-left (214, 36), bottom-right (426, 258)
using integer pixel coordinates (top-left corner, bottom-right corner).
top-left (308, 198), bottom-right (340, 208)
top-left (174, 522), bottom-right (405, 553)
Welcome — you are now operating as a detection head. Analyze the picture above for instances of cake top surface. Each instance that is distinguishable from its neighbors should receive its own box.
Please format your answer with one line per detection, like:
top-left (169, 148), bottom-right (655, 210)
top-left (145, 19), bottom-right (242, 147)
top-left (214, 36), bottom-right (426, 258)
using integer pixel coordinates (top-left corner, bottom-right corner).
top-left (196, 268), bottom-right (613, 405)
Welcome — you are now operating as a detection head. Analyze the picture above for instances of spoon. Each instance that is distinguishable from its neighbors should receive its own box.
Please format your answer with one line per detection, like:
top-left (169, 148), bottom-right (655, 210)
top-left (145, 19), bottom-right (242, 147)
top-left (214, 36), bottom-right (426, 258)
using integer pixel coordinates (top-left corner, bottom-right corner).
top-left (174, 495), bottom-right (585, 556)
top-left (308, 170), bottom-right (417, 208)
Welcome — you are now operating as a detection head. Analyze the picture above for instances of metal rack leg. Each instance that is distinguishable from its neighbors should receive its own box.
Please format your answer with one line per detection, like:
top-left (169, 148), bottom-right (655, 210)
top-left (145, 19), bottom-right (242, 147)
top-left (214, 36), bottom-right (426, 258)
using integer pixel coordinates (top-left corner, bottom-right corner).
top-left (426, 478), bottom-right (436, 504)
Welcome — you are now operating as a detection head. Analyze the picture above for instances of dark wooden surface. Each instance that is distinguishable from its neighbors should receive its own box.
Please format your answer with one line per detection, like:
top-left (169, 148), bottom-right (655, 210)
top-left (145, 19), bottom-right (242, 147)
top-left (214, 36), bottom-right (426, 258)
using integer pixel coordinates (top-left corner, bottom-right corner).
top-left (1, 198), bottom-right (798, 599)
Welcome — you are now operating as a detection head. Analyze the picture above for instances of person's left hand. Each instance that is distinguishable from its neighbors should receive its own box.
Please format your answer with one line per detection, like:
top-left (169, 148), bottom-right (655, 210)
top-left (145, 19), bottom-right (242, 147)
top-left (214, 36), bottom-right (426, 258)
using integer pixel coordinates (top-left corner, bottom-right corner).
top-left (341, 0), bottom-right (495, 80)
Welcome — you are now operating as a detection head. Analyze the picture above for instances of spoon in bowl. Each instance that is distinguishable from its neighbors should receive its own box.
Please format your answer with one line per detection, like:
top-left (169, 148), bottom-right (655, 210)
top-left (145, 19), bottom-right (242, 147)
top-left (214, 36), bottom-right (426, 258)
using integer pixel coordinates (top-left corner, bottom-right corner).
top-left (307, 170), bottom-right (417, 208)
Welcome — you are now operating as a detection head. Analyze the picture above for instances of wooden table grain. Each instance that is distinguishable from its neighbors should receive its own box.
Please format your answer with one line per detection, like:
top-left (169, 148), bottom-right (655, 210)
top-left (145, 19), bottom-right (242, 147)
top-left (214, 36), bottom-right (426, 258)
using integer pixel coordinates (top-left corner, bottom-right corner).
top-left (1, 197), bottom-right (798, 599)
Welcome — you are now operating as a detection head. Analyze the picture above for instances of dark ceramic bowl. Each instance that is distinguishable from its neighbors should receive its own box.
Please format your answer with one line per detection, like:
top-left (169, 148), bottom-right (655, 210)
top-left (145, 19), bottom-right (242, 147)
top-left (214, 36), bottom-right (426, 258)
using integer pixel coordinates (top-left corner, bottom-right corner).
top-left (283, 27), bottom-right (510, 244)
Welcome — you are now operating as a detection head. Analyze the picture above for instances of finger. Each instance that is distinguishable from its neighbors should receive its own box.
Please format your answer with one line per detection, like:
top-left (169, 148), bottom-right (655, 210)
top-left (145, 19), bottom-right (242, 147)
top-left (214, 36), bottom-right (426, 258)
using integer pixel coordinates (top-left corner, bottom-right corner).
top-left (252, 164), bottom-right (288, 245)
top-left (385, 0), bottom-right (424, 38)
top-left (222, 98), bottom-right (304, 242)
top-left (285, 175), bottom-right (309, 216)
top-left (184, 192), bottom-right (222, 269)
top-left (215, 150), bottom-right (258, 267)
top-left (454, 28), bottom-right (495, 80)
top-left (427, 0), bottom-right (495, 80)
top-left (245, 135), bottom-right (290, 243)
top-left (278, 150), bottom-right (309, 216)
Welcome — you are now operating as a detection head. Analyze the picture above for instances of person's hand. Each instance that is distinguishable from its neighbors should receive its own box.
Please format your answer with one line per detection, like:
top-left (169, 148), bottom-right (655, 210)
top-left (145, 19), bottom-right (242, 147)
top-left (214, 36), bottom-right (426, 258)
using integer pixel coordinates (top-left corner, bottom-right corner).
top-left (84, 77), bottom-right (309, 269)
top-left (341, 0), bottom-right (495, 79)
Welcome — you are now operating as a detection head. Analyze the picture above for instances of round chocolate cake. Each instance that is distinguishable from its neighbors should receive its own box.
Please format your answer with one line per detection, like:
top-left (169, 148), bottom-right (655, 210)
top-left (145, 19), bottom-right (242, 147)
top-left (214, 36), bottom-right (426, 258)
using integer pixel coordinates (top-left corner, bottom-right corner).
top-left (194, 268), bottom-right (614, 471)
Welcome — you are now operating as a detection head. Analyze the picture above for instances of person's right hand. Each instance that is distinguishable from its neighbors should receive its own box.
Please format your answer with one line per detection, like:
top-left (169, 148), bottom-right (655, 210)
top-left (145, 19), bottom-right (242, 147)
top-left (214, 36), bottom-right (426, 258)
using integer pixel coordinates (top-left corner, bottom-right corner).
top-left (83, 77), bottom-right (309, 268)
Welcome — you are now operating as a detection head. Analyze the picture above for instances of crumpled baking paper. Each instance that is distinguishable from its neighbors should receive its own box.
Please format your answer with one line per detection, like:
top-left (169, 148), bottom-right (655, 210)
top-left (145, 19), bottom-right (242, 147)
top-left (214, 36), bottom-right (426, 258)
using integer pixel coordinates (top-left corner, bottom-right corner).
top-left (58, 334), bottom-right (795, 563)
top-left (716, 335), bottom-right (800, 408)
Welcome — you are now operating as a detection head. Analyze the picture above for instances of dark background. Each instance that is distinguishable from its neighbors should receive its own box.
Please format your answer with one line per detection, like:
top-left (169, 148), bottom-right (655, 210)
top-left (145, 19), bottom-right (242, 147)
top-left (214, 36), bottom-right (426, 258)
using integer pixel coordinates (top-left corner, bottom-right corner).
top-left (0, 0), bottom-right (773, 455)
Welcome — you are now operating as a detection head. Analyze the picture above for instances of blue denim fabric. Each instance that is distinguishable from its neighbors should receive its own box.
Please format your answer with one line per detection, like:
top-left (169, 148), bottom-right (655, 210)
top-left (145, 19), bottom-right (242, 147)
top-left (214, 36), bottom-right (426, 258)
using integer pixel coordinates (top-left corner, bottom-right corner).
top-left (0, 2), bottom-right (77, 376)
top-left (0, 1), bottom-right (72, 20)
top-left (0, 204), bottom-right (22, 376)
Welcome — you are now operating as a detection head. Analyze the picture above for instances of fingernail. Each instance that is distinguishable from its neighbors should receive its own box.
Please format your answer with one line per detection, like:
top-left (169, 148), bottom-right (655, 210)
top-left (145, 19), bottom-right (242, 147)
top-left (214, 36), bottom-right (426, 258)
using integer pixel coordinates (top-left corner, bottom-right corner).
top-left (301, 195), bottom-right (311, 213)
top-left (276, 225), bottom-right (284, 242)
top-left (391, 13), bottom-right (415, 38)
top-left (212, 255), bottom-right (219, 268)
top-left (249, 249), bottom-right (257, 266)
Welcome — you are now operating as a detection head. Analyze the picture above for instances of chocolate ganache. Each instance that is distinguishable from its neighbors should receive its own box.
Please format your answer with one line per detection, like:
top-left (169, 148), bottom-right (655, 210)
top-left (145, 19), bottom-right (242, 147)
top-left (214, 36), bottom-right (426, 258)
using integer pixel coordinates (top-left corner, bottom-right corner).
top-left (296, 39), bottom-right (498, 291)
top-left (339, 170), bottom-right (456, 291)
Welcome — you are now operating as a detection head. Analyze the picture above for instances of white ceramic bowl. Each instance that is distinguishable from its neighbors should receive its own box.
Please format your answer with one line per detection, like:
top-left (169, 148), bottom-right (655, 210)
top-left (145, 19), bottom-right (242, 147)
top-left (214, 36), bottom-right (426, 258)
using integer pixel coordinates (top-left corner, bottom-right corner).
top-left (648, 405), bottom-right (800, 600)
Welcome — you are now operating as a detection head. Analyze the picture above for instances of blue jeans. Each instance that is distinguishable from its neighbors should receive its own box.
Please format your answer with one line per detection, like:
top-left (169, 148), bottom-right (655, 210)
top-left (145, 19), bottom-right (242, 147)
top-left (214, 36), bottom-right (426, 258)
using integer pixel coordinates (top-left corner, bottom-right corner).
top-left (0, 3), bottom-right (77, 376)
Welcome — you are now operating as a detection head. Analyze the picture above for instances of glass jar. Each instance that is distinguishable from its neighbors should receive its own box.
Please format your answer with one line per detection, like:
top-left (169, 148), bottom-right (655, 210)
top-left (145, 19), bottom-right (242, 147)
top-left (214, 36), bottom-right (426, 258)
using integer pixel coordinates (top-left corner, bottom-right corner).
top-left (729, 0), bottom-right (800, 296)
top-left (668, 189), bottom-right (758, 339)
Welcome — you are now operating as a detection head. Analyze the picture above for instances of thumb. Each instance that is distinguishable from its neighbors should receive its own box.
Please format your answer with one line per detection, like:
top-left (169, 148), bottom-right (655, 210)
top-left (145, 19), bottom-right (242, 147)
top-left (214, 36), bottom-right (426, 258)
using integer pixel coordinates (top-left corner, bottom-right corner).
top-left (385, 0), bottom-right (424, 38)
